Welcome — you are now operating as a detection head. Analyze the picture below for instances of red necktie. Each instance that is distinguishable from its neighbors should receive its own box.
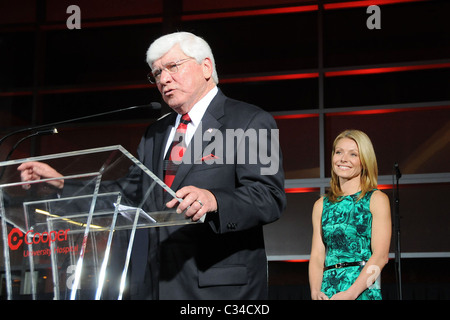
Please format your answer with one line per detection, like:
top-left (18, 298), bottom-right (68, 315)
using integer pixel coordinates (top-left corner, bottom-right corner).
top-left (164, 113), bottom-right (191, 188)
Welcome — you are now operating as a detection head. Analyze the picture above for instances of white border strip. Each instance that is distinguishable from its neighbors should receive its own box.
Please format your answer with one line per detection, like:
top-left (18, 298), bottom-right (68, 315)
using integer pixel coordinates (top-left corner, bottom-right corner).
top-left (267, 252), bottom-right (450, 261)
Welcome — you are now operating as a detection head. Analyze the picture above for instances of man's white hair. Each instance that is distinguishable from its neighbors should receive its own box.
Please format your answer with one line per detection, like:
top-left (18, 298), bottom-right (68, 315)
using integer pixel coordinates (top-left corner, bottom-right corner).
top-left (146, 31), bottom-right (219, 84)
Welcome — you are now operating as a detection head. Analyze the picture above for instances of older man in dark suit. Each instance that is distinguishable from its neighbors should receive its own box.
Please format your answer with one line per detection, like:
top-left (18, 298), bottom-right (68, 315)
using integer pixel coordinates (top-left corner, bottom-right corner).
top-left (129, 31), bottom-right (286, 300)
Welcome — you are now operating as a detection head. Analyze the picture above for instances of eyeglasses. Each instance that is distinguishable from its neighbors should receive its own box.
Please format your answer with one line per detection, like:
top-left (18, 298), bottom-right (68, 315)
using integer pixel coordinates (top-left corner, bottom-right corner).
top-left (147, 58), bottom-right (194, 84)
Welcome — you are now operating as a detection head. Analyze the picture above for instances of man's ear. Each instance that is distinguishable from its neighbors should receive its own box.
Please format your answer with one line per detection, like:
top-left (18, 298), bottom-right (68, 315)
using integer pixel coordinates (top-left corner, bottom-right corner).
top-left (202, 58), bottom-right (213, 80)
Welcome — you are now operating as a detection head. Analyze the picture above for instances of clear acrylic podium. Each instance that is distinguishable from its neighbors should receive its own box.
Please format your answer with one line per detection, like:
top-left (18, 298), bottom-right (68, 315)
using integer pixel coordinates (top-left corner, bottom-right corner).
top-left (0, 145), bottom-right (199, 300)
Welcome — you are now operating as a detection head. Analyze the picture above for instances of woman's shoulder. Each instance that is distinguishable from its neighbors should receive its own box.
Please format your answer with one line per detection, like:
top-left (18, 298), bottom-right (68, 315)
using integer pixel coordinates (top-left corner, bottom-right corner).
top-left (370, 189), bottom-right (390, 211)
top-left (314, 196), bottom-right (325, 207)
top-left (371, 189), bottom-right (389, 201)
top-left (312, 196), bottom-right (326, 215)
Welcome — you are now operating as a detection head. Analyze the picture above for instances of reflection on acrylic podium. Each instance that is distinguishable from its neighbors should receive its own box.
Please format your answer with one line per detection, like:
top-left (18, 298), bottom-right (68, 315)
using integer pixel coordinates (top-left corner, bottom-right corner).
top-left (0, 145), bottom-right (199, 300)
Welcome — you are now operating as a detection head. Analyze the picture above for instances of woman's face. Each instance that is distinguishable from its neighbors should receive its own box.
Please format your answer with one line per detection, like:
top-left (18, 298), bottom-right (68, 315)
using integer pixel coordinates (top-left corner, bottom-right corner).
top-left (332, 137), bottom-right (362, 183)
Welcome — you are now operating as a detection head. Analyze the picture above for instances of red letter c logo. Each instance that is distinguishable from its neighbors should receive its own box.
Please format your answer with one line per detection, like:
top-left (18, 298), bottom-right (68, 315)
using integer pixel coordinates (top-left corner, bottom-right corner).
top-left (8, 228), bottom-right (23, 250)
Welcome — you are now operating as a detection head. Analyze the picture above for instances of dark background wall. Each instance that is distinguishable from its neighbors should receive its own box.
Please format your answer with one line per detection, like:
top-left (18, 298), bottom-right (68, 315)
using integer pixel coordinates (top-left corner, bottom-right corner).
top-left (1, 0), bottom-right (449, 299)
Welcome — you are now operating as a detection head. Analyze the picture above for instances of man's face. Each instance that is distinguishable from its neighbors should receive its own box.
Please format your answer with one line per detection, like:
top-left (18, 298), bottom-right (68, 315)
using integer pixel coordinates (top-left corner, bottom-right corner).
top-left (152, 45), bottom-right (213, 115)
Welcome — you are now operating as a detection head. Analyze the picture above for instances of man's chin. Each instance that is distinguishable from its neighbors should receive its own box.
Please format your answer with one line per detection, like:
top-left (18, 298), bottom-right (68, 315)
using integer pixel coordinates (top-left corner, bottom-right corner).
top-left (168, 103), bottom-right (189, 115)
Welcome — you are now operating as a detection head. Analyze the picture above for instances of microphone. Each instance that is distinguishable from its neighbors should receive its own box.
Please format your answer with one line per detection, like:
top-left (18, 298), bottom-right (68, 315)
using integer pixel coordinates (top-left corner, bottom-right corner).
top-left (0, 128), bottom-right (58, 179)
top-left (0, 102), bottom-right (161, 151)
top-left (5, 127), bottom-right (58, 161)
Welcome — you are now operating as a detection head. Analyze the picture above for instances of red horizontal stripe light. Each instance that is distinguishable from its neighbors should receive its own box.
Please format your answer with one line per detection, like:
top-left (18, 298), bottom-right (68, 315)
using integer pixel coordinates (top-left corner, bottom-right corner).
top-left (324, 0), bottom-right (427, 10)
top-left (327, 105), bottom-right (450, 117)
top-left (221, 73), bottom-right (319, 84)
top-left (2, 62), bottom-right (448, 96)
top-left (274, 114), bottom-right (319, 120)
top-left (285, 188), bottom-right (320, 194)
top-left (0, 91), bottom-right (33, 97)
top-left (325, 63), bottom-right (450, 77)
top-left (327, 108), bottom-right (412, 116)
top-left (182, 5), bottom-right (318, 21)
top-left (41, 17), bottom-right (163, 30)
top-left (38, 83), bottom-right (152, 95)
top-left (9, 0), bottom-right (426, 32)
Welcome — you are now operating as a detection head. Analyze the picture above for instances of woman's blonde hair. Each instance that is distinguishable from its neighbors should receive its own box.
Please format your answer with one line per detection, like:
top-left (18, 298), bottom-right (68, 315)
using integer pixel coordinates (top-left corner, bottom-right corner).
top-left (327, 129), bottom-right (378, 202)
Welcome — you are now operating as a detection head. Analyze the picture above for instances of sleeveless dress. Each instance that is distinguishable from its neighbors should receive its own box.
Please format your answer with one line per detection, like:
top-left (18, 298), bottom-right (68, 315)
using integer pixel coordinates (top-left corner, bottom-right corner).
top-left (321, 189), bottom-right (382, 300)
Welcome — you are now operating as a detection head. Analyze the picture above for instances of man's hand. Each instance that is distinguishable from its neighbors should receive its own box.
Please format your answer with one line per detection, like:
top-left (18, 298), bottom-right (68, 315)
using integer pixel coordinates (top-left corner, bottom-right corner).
top-left (17, 161), bottom-right (64, 189)
top-left (166, 186), bottom-right (217, 222)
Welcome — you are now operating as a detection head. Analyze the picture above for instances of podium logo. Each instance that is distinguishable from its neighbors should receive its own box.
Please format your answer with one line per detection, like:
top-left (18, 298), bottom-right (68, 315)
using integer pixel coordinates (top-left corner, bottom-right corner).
top-left (8, 228), bottom-right (24, 250)
top-left (8, 227), bottom-right (70, 250)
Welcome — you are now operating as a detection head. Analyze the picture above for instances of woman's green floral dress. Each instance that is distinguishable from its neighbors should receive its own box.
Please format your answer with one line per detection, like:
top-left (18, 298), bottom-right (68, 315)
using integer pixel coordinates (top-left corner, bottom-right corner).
top-left (321, 190), bottom-right (382, 300)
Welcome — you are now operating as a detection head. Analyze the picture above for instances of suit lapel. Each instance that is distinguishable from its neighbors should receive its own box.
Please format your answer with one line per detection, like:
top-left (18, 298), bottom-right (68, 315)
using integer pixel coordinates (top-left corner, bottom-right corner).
top-left (153, 113), bottom-right (177, 178)
top-left (153, 112), bottom-right (177, 207)
top-left (169, 90), bottom-right (226, 192)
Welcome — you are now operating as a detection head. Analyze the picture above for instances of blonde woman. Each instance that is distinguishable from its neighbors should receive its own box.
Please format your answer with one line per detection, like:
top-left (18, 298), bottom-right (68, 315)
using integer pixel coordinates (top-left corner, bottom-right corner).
top-left (309, 130), bottom-right (391, 300)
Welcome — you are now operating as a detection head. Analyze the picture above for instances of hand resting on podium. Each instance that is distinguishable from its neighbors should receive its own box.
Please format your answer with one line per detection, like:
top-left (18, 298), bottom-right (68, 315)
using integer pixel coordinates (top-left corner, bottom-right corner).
top-left (165, 185), bottom-right (218, 222)
top-left (17, 161), bottom-right (216, 222)
top-left (17, 161), bottom-right (65, 190)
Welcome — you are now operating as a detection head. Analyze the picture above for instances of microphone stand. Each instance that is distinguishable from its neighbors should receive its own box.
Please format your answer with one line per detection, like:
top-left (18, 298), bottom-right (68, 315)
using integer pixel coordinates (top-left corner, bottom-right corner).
top-left (393, 162), bottom-right (402, 300)
top-left (0, 128), bottom-right (58, 180)
top-left (0, 103), bottom-right (161, 153)
top-left (0, 103), bottom-right (161, 180)
top-left (5, 128), bottom-right (58, 161)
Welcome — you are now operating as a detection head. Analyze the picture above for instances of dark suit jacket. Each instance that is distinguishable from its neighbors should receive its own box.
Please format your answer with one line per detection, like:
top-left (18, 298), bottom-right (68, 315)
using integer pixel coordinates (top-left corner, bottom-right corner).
top-left (128, 89), bottom-right (286, 300)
